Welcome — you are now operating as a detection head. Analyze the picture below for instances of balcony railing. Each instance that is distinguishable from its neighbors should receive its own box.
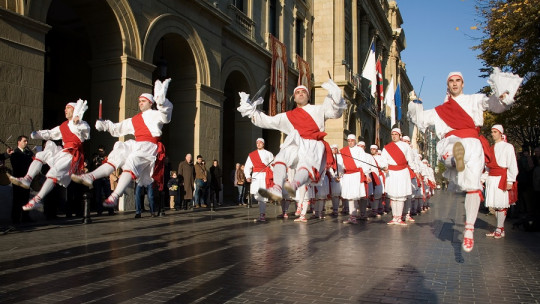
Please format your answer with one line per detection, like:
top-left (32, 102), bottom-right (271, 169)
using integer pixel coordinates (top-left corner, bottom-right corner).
top-left (227, 4), bottom-right (255, 40)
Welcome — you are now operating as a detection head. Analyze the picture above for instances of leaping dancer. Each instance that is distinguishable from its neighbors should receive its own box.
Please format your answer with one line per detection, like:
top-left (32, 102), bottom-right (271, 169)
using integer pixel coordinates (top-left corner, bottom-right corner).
top-left (71, 79), bottom-right (172, 207)
top-left (9, 99), bottom-right (90, 210)
top-left (237, 78), bottom-right (346, 203)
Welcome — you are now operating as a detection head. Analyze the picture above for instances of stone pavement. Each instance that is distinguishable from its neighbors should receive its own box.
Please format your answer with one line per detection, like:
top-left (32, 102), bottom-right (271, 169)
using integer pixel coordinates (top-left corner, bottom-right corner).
top-left (1, 191), bottom-right (540, 304)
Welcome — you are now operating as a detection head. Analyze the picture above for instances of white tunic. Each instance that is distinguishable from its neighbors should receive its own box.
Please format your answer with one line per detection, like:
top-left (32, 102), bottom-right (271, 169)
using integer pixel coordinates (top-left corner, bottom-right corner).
top-left (381, 141), bottom-right (415, 201)
top-left (244, 149), bottom-right (274, 202)
top-left (249, 98), bottom-right (344, 184)
top-left (484, 141), bottom-right (518, 208)
top-left (368, 154), bottom-right (387, 199)
top-left (339, 146), bottom-right (369, 200)
top-left (409, 93), bottom-right (510, 192)
top-left (101, 99), bottom-right (173, 186)
top-left (33, 120), bottom-right (91, 187)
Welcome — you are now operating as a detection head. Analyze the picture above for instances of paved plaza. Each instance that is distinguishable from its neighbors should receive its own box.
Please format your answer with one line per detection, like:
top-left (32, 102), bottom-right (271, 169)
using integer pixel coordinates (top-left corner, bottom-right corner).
top-left (1, 191), bottom-right (540, 303)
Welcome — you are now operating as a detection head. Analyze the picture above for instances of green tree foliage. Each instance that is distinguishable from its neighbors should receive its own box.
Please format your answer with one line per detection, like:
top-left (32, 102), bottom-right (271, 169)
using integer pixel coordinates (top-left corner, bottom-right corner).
top-left (474, 0), bottom-right (540, 151)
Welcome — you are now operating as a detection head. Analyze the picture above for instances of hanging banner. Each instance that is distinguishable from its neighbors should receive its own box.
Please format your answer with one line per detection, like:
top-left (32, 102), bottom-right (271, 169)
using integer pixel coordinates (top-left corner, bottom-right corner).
top-left (270, 34), bottom-right (287, 115)
top-left (296, 54), bottom-right (311, 90)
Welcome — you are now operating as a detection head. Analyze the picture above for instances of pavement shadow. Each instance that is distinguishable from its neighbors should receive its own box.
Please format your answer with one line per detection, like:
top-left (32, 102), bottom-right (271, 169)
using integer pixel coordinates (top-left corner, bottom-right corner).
top-left (356, 263), bottom-right (438, 303)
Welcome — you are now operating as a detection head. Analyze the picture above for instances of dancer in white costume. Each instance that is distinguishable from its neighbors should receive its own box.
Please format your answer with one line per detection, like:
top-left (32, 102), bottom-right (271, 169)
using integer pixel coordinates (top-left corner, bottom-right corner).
top-left (71, 79), bottom-right (172, 207)
top-left (381, 128), bottom-right (416, 226)
top-left (10, 100), bottom-right (90, 210)
top-left (483, 125), bottom-right (518, 239)
top-left (338, 134), bottom-right (372, 224)
top-left (237, 80), bottom-right (346, 202)
top-left (244, 138), bottom-right (274, 222)
top-left (368, 144), bottom-right (387, 217)
top-left (356, 140), bottom-right (374, 220)
top-left (407, 69), bottom-right (522, 252)
top-left (401, 135), bottom-right (419, 222)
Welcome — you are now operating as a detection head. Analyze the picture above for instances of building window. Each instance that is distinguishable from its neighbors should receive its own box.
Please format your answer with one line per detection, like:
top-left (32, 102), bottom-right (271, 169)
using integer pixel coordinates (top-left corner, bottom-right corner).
top-left (269, 0), bottom-right (277, 37)
top-left (296, 18), bottom-right (304, 57)
top-left (344, 0), bottom-right (352, 68)
top-left (233, 0), bottom-right (244, 12)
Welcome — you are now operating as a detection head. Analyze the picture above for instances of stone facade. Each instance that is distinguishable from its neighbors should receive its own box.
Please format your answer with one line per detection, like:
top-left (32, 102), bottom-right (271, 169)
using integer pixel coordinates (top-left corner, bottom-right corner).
top-left (0, 0), bottom-right (415, 204)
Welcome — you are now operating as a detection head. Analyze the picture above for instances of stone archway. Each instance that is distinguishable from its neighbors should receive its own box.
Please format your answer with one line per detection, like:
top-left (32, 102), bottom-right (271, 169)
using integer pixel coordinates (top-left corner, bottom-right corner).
top-left (222, 70), bottom-right (251, 202)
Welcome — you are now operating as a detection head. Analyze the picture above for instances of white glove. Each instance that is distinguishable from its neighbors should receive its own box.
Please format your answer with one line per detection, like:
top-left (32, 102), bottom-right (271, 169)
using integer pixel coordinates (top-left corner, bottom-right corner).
top-left (322, 79), bottom-right (346, 108)
top-left (237, 92), bottom-right (263, 118)
top-left (73, 99), bottom-right (88, 120)
top-left (30, 131), bottom-right (42, 140)
top-left (95, 120), bottom-right (111, 132)
top-left (154, 78), bottom-right (171, 105)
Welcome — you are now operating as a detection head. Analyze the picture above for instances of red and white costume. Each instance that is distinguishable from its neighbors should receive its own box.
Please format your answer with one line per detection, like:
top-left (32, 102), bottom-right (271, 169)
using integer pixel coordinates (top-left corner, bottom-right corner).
top-left (368, 145), bottom-right (387, 216)
top-left (484, 137), bottom-right (518, 209)
top-left (244, 140), bottom-right (274, 220)
top-left (408, 69), bottom-right (522, 251)
top-left (237, 80), bottom-right (346, 201)
top-left (381, 141), bottom-right (415, 202)
top-left (72, 79), bottom-right (172, 206)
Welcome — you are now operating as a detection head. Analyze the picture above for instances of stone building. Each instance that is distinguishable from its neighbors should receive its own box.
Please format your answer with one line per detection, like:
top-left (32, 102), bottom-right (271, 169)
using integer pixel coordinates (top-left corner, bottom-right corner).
top-left (0, 0), bottom-right (414, 204)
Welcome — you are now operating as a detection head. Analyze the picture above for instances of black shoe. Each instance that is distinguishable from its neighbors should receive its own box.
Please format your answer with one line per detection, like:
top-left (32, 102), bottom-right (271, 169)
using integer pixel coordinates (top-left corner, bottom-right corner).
top-left (134, 213), bottom-right (142, 218)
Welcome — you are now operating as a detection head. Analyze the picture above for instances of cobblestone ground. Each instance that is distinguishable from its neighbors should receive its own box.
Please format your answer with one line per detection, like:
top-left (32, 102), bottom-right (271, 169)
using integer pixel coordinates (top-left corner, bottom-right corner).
top-left (1, 191), bottom-right (540, 303)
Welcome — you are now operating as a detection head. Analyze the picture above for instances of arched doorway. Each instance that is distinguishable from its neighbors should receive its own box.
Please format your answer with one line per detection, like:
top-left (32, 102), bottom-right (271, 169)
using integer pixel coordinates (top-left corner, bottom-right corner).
top-left (44, 0), bottom-right (124, 153)
top-left (151, 33), bottom-right (198, 169)
top-left (222, 71), bottom-right (250, 202)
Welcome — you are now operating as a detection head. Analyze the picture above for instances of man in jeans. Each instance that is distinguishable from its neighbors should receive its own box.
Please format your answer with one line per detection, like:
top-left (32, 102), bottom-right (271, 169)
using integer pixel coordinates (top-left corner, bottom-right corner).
top-left (193, 155), bottom-right (207, 208)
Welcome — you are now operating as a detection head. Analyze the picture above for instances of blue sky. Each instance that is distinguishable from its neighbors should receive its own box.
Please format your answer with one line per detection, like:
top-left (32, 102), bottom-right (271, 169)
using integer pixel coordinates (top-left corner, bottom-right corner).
top-left (398, 0), bottom-right (488, 109)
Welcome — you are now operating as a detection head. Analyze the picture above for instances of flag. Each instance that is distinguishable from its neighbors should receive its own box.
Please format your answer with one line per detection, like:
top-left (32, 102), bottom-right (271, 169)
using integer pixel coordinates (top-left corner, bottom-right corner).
top-left (384, 77), bottom-right (396, 126)
top-left (361, 42), bottom-right (376, 98)
top-left (270, 34), bottom-right (287, 116)
top-left (296, 54), bottom-right (311, 90)
top-left (395, 83), bottom-right (402, 123)
top-left (376, 60), bottom-right (384, 111)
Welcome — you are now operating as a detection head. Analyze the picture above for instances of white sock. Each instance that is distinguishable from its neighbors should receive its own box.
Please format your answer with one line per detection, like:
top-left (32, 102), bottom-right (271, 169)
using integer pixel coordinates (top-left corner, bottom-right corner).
top-left (273, 163), bottom-right (287, 187)
top-left (496, 209), bottom-right (507, 229)
top-left (37, 177), bottom-right (56, 199)
top-left (293, 168), bottom-right (310, 189)
top-left (348, 200), bottom-right (358, 216)
top-left (112, 172), bottom-right (134, 197)
top-left (26, 160), bottom-right (43, 180)
top-left (392, 200), bottom-right (404, 219)
top-left (89, 163), bottom-right (115, 180)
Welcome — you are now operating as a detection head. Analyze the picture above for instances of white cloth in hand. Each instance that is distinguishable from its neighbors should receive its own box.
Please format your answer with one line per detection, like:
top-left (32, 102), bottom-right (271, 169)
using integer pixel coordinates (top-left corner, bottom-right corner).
top-left (154, 78), bottom-right (171, 105)
top-left (73, 99), bottom-right (88, 120)
top-left (95, 120), bottom-right (111, 132)
top-left (237, 92), bottom-right (263, 118)
top-left (322, 79), bottom-right (346, 109)
top-left (487, 67), bottom-right (523, 105)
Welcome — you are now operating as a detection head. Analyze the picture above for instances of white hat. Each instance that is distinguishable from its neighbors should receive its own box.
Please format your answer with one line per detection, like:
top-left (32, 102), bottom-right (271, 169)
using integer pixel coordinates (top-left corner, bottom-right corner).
top-left (391, 128), bottom-right (401, 135)
top-left (447, 71), bottom-right (464, 82)
top-left (294, 85), bottom-right (310, 97)
top-left (139, 93), bottom-right (155, 104)
top-left (402, 135), bottom-right (411, 142)
top-left (422, 159), bottom-right (429, 163)
top-left (492, 124), bottom-right (504, 134)
top-left (370, 144), bottom-right (378, 149)
top-left (330, 144), bottom-right (338, 149)
top-left (256, 138), bottom-right (265, 144)
top-left (66, 102), bottom-right (77, 108)
top-left (357, 141), bottom-right (366, 147)
top-left (347, 134), bottom-right (356, 140)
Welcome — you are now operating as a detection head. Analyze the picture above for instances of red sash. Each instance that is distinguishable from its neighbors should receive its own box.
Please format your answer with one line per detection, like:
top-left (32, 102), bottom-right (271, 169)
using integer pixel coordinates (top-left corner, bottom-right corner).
top-left (286, 107), bottom-right (334, 173)
top-left (487, 144), bottom-right (509, 191)
top-left (340, 147), bottom-right (366, 182)
top-left (249, 150), bottom-right (273, 188)
top-left (132, 112), bottom-right (165, 190)
top-left (435, 96), bottom-right (494, 164)
top-left (385, 142), bottom-right (408, 171)
top-left (59, 121), bottom-right (84, 174)
top-left (371, 155), bottom-right (385, 185)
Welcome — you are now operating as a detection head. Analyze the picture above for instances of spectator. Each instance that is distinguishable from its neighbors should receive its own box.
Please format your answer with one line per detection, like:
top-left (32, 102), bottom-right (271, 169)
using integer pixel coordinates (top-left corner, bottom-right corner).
top-left (194, 155), bottom-right (207, 208)
top-left (237, 164), bottom-right (247, 205)
top-left (209, 160), bottom-right (222, 207)
top-left (168, 171), bottom-right (179, 210)
top-left (92, 145), bottom-right (114, 216)
top-left (178, 153), bottom-right (195, 210)
top-left (135, 183), bottom-right (155, 218)
top-left (9, 136), bottom-right (33, 224)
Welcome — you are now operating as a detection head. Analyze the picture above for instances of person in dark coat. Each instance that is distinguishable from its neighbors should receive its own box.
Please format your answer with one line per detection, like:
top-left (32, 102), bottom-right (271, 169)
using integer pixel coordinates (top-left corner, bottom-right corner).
top-left (209, 160), bottom-right (222, 206)
top-left (9, 136), bottom-right (34, 223)
top-left (177, 153), bottom-right (195, 210)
